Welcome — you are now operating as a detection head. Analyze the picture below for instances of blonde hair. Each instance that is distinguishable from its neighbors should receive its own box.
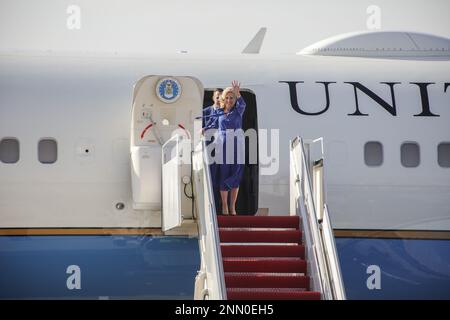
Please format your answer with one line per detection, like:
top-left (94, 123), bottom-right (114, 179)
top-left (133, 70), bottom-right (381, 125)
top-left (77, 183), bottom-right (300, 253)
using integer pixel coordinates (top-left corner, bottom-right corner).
top-left (220, 87), bottom-right (236, 108)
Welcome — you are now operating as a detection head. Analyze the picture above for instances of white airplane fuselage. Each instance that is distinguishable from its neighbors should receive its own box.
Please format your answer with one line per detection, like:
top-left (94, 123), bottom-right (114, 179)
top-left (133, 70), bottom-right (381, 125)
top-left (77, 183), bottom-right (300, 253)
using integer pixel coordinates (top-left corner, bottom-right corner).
top-left (0, 52), bottom-right (449, 299)
top-left (1, 53), bottom-right (449, 229)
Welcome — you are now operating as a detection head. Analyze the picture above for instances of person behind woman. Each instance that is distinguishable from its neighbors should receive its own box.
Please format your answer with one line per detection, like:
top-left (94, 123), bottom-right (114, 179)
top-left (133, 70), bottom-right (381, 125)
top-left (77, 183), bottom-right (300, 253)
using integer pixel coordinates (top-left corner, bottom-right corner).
top-left (201, 89), bottom-right (223, 213)
top-left (202, 88), bottom-right (223, 129)
top-left (216, 80), bottom-right (246, 216)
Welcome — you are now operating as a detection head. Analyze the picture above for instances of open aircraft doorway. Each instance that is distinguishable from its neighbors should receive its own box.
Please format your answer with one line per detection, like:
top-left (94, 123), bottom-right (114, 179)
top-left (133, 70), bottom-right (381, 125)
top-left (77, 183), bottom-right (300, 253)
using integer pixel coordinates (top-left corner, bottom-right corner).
top-left (130, 75), bottom-right (203, 232)
top-left (202, 89), bottom-right (259, 216)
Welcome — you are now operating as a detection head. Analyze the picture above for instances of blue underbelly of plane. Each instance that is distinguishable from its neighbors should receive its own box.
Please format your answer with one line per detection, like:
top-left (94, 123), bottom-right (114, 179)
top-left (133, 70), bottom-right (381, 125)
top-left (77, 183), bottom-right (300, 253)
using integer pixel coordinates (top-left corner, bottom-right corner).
top-left (0, 235), bottom-right (200, 299)
top-left (0, 236), bottom-right (449, 299)
top-left (335, 238), bottom-right (450, 300)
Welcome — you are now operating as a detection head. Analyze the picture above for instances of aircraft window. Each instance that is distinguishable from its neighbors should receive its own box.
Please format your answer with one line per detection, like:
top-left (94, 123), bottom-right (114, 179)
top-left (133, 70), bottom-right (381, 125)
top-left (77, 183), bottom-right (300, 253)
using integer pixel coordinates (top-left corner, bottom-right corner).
top-left (0, 138), bottom-right (20, 164)
top-left (364, 141), bottom-right (383, 167)
top-left (38, 139), bottom-right (58, 164)
top-left (438, 143), bottom-right (450, 168)
top-left (401, 142), bottom-right (420, 168)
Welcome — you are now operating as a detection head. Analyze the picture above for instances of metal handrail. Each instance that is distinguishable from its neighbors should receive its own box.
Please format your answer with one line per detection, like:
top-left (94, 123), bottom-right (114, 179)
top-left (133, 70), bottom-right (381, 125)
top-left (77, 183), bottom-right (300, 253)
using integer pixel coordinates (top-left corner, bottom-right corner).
top-left (322, 204), bottom-right (346, 299)
top-left (290, 136), bottom-right (346, 300)
top-left (291, 138), bottom-right (330, 298)
top-left (200, 140), bottom-right (227, 299)
top-left (193, 140), bottom-right (226, 300)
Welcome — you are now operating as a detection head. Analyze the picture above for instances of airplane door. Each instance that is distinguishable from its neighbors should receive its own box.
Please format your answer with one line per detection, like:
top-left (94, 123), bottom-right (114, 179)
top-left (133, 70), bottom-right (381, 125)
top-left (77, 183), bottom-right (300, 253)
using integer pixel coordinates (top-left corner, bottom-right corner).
top-left (161, 134), bottom-right (191, 231)
top-left (130, 75), bottom-right (203, 231)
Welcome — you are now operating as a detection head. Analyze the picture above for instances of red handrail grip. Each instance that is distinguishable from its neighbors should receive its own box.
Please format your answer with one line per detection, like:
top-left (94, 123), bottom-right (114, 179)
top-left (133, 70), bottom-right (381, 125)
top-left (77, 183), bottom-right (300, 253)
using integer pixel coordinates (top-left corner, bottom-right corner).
top-left (140, 123), bottom-right (153, 139)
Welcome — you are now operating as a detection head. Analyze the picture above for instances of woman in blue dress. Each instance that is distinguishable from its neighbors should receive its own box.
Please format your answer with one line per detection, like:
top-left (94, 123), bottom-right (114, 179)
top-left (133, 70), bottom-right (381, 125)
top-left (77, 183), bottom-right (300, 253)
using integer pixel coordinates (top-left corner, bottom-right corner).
top-left (215, 81), bottom-right (246, 215)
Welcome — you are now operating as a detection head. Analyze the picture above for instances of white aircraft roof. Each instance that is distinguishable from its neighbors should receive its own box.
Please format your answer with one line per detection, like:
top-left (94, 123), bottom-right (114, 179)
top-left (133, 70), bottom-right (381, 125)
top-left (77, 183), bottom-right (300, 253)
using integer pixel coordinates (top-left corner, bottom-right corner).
top-left (298, 31), bottom-right (450, 58)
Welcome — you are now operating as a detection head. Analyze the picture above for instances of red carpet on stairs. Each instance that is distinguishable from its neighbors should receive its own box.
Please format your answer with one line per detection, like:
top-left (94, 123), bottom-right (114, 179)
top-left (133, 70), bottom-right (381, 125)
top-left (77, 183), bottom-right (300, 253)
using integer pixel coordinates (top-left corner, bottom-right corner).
top-left (218, 215), bottom-right (321, 300)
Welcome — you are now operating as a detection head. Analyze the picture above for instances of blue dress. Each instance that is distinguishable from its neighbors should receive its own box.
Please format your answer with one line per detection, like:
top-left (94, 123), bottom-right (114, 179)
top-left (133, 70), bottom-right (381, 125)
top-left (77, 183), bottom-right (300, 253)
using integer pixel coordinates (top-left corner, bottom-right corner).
top-left (212, 97), bottom-right (246, 191)
top-left (202, 105), bottom-right (221, 200)
top-left (202, 105), bottom-right (219, 129)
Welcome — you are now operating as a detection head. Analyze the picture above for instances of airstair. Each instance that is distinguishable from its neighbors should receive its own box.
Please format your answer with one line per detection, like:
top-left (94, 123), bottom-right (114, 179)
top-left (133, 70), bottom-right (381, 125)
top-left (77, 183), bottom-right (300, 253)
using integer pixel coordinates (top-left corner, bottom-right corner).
top-left (193, 136), bottom-right (346, 300)
top-left (129, 75), bottom-right (345, 300)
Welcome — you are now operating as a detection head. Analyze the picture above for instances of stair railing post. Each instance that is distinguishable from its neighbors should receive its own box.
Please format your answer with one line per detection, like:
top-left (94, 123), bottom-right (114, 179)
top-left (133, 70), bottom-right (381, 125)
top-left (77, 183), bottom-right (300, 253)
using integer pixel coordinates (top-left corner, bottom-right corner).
top-left (192, 140), bottom-right (226, 300)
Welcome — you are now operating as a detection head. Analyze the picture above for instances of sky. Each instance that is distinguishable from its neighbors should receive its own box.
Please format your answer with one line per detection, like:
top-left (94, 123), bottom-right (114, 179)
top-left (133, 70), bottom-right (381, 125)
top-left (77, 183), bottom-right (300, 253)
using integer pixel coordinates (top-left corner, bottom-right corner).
top-left (0, 0), bottom-right (449, 55)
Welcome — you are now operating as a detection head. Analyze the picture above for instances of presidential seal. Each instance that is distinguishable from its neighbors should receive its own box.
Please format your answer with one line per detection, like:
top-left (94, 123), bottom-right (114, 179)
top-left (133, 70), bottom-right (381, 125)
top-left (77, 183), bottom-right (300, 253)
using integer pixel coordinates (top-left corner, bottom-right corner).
top-left (156, 77), bottom-right (182, 103)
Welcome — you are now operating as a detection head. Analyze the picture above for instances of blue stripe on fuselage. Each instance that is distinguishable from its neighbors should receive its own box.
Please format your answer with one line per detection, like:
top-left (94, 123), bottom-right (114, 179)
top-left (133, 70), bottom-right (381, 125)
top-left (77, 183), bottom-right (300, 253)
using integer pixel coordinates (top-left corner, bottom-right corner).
top-left (1, 235), bottom-right (449, 299)
top-left (335, 237), bottom-right (450, 299)
top-left (0, 235), bottom-right (200, 299)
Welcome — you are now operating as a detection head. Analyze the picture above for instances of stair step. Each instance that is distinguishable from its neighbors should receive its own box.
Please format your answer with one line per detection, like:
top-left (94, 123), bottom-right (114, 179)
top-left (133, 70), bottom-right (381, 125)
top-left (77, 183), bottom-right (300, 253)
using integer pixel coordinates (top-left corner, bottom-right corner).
top-left (218, 216), bottom-right (299, 229)
top-left (223, 257), bottom-right (307, 273)
top-left (227, 288), bottom-right (321, 300)
top-left (219, 229), bottom-right (302, 243)
top-left (218, 215), bottom-right (318, 300)
top-left (225, 273), bottom-right (310, 289)
top-left (221, 244), bottom-right (305, 259)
